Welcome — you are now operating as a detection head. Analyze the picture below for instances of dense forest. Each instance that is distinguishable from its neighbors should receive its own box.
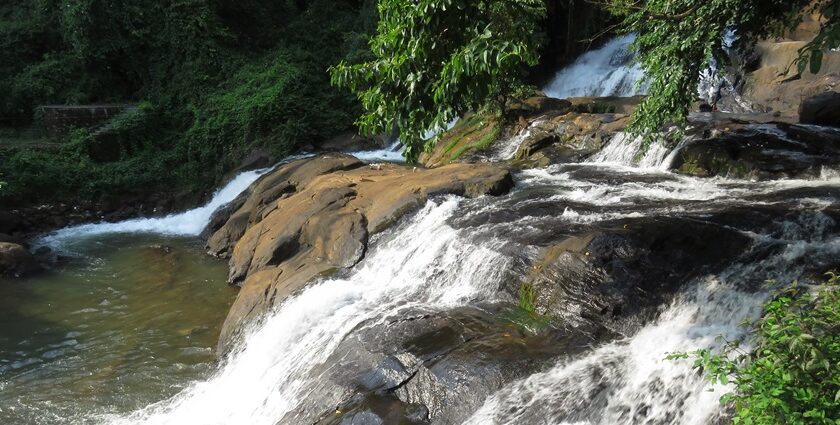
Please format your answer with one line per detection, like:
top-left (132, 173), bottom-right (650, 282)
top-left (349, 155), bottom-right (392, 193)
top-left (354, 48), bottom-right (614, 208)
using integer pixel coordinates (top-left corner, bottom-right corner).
top-left (3, 0), bottom-right (837, 204)
top-left (0, 0), bottom-right (614, 205)
top-left (0, 0), bottom-right (379, 204)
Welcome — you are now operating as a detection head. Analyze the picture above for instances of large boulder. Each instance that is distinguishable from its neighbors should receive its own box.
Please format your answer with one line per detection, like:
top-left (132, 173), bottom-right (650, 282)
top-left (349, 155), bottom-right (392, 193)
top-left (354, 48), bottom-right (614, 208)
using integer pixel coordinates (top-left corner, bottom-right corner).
top-left (799, 91), bottom-right (840, 127)
top-left (741, 39), bottom-right (840, 117)
top-left (294, 306), bottom-right (575, 425)
top-left (519, 217), bottom-right (752, 337)
top-left (209, 154), bottom-right (514, 353)
top-left (671, 122), bottom-right (840, 179)
top-left (512, 112), bottom-right (629, 166)
top-left (0, 242), bottom-right (39, 278)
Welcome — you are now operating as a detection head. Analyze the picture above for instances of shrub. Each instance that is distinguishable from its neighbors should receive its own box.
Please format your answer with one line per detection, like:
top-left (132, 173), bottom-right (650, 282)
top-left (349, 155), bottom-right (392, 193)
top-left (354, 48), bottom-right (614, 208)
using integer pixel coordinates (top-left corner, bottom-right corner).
top-left (669, 274), bottom-right (840, 424)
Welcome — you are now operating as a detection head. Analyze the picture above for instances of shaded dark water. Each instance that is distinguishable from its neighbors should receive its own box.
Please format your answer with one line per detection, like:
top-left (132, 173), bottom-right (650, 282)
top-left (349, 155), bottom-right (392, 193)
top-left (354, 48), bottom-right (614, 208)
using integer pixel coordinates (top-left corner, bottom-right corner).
top-left (0, 235), bottom-right (234, 424)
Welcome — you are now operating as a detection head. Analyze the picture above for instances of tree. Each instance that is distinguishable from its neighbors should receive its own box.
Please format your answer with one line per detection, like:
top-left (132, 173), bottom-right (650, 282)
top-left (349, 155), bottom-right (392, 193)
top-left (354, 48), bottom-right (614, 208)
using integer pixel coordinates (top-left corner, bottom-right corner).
top-left (330, 0), bottom-right (546, 162)
top-left (602, 0), bottom-right (840, 140)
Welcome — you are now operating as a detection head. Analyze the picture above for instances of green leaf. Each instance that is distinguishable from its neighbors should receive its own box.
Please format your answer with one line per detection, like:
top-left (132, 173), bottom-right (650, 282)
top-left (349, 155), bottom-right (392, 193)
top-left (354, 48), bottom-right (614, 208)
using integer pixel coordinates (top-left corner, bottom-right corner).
top-left (810, 49), bottom-right (824, 74)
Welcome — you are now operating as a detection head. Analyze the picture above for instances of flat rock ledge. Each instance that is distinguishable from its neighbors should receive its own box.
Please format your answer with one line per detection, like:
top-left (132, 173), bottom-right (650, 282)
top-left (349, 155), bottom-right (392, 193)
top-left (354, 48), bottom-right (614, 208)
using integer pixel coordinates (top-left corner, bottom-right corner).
top-left (206, 153), bottom-right (514, 353)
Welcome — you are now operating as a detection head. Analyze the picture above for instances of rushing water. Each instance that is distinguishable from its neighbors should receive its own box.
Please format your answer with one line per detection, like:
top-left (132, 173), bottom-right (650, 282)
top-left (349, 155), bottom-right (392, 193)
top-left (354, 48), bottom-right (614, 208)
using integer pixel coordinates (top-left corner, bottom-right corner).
top-left (543, 35), bottom-right (648, 99)
top-left (104, 198), bottom-right (511, 425)
top-left (81, 153), bottom-right (836, 424)
top-left (38, 168), bottom-right (271, 250)
top-left (4, 142), bottom-right (839, 424)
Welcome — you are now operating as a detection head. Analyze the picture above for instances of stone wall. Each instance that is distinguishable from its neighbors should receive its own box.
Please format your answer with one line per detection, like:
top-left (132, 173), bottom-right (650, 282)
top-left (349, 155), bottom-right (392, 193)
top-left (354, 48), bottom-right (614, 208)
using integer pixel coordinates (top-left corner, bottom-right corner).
top-left (36, 104), bottom-right (134, 138)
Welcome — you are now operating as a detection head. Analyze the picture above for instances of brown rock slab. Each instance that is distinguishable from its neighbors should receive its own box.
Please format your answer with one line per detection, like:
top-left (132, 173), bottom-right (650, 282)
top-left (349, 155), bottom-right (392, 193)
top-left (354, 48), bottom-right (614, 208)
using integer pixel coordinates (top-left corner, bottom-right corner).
top-left (209, 154), bottom-right (514, 352)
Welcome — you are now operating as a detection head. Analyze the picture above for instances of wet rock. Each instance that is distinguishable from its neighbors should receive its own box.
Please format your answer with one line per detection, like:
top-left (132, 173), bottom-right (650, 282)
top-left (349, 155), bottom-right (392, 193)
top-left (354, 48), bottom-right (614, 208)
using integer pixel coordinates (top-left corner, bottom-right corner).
top-left (799, 91), bottom-right (840, 127)
top-left (0, 242), bottom-right (40, 278)
top-left (210, 154), bottom-right (514, 353)
top-left (519, 218), bottom-right (752, 336)
top-left (671, 123), bottom-right (840, 179)
top-left (505, 96), bottom-right (572, 117)
top-left (339, 411), bottom-right (385, 425)
top-left (309, 307), bottom-right (575, 425)
top-left (317, 131), bottom-right (387, 152)
top-left (513, 112), bottom-right (629, 166)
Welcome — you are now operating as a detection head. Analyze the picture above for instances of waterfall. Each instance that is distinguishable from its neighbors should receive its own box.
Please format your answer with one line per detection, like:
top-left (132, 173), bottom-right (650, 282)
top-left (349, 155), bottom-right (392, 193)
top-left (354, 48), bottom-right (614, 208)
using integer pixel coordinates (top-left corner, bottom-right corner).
top-left (543, 35), bottom-right (648, 99)
top-left (465, 210), bottom-right (840, 425)
top-left (351, 118), bottom-right (459, 163)
top-left (64, 154), bottom-right (837, 424)
top-left (38, 167), bottom-right (270, 248)
top-left (466, 280), bottom-right (762, 425)
top-left (587, 132), bottom-right (674, 169)
top-left (351, 140), bottom-right (405, 163)
top-left (696, 29), bottom-right (754, 113)
top-left (104, 198), bottom-right (510, 425)
top-left (492, 116), bottom-right (550, 161)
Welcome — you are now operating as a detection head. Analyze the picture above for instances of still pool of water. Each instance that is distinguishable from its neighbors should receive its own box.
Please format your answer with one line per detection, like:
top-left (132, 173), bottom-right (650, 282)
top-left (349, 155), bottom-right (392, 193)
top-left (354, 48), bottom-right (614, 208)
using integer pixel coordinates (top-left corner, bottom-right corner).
top-left (0, 235), bottom-right (234, 425)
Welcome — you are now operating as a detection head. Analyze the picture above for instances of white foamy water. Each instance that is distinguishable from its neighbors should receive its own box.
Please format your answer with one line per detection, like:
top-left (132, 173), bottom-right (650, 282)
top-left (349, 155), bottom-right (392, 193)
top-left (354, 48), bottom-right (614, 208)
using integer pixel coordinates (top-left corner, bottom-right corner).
top-left (587, 132), bottom-right (673, 169)
top-left (544, 35), bottom-right (648, 99)
top-left (38, 167), bottom-right (270, 248)
top-left (492, 116), bottom-right (550, 161)
top-left (103, 198), bottom-right (509, 425)
top-left (351, 140), bottom-right (406, 162)
top-left (350, 118), bottom-right (459, 163)
top-left (466, 210), bottom-right (840, 425)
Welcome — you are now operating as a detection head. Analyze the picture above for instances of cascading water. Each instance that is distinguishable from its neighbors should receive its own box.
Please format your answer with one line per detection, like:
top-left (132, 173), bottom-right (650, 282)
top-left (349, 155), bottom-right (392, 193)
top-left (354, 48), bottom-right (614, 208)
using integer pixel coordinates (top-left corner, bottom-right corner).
top-left (86, 142), bottom-right (839, 425)
top-left (37, 136), bottom-right (419, 250)
top-left (543, 35), bottom-right (648, 99)
top-left (465, 209), bottom-right (840, 425)
top-left (37, 167), bottom-right (271, 249)
top-left (103, 198), bottom-right (511, 425)
top-left (492, 116), bottom-right (550, 161)
top-left (351, 140), bottom-right (405, 163)
top-left (586, 132), bottom-right (674, 169)
top-left (350, 118), bottom-right (459, 163)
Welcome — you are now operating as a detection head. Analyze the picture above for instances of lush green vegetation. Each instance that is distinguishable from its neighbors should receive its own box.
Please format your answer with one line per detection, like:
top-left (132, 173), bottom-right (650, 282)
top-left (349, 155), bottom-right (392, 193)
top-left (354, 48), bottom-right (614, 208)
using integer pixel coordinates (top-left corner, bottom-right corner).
top-left (669, 274), bottom-right (840, 424)
top-left (330, 0), bottom-right (546, 162)
top-left (604, 0), bottom-right (840, 139)
top-left (0, 0), bottom-right (376, 205)
top-left (4, 0), bottom-right (839, 204)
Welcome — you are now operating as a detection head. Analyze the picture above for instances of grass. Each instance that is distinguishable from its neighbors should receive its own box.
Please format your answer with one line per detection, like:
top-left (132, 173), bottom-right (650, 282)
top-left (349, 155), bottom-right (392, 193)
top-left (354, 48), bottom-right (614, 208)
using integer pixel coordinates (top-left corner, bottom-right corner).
top-left (500, 282), bottom-right (554, 334)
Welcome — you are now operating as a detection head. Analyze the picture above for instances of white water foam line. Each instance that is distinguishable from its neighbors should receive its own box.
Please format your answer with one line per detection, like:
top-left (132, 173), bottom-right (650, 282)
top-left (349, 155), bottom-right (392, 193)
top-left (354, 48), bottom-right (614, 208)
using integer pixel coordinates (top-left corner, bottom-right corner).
top-left (351, 118), bottom-right (460, 163)
top-left (38, 167), bottom-right (271, 248)
top-left (351, 140), bottom-right (406, 163)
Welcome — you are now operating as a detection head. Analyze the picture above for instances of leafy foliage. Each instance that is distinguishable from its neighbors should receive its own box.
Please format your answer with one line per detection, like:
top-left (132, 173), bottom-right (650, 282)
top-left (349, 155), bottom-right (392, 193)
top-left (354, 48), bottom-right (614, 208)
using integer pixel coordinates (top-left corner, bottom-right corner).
top-left (0, 0), bottom-right (375, 205)
top-left (330, 0), bottom-right (546, 162)
top-left (668, 274), bottom-right (840, 424)
top-left (604, 0), bottom-right (839, 140)
top-left (796, 1), bottom-right (840, 75)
